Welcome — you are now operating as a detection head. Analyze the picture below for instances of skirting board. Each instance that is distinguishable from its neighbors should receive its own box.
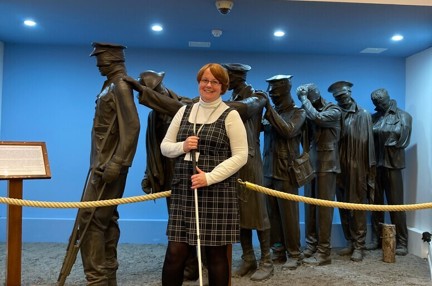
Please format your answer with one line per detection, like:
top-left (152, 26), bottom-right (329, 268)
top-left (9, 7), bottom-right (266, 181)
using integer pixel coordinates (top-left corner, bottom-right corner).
top-left (0, 219), bottom-right (347, 246)
top-left (0, 218), bottom-right (428, 259)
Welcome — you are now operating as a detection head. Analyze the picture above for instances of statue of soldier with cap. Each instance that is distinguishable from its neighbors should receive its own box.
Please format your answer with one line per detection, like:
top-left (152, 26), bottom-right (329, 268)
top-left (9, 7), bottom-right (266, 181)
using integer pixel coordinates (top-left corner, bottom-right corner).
top-left (262, 74), bottom-right (306, 271)
top-left (134, 70), bottom-right (192, 195)
top-left (221, 63), bottom-right (272, 281)
top-left (296, 83), bottom-right (342, 266)
top-left (328, 80), bottom-right (375, 262)
top-left (78, 42), bottom-right (140, 285)
top-left (124, 71), bottom-right (200, 280)
top-left (368, 88), bottom-right (412, 256)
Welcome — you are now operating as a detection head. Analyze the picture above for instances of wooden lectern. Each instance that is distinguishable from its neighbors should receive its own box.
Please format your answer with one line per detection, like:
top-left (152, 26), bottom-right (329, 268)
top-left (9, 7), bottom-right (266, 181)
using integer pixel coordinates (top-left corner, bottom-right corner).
top-left (0, 142), bottom-right (51, 286)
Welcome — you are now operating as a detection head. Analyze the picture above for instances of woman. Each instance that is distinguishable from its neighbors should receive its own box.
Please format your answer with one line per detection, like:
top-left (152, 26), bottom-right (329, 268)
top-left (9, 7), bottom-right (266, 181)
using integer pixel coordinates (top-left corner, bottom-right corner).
top-left (160, 63), bottom-right (248, 285)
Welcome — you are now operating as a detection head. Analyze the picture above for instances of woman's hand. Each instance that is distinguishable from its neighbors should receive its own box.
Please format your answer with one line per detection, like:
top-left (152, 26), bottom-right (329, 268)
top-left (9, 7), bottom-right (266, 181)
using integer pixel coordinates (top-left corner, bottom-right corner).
top-left (191, 166), bottom-right (207, 189)
top-left (183, 136), bottom-right (199, 153)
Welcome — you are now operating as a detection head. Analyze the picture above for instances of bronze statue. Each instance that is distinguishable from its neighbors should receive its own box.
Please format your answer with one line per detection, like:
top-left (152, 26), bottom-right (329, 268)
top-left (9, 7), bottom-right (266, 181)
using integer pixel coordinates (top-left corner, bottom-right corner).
top-left (262, 75), bottom-right (306, 270)
top-left (368, 88), bottom-right (412, 256)
top-left (79, 42), bottom-right (140, 285)
top-left (328, 81), bottom-right (375, 262)
top-left (124, 72), bottom-right (200, 280)
top-left (134, 71), bottom-right (192, 195)
top-left (139, 71), bottom-right (174, 194)
top-left (221, 63), bottom-right (272, 281)
top-left (296, 83), bottom-right (341, 266)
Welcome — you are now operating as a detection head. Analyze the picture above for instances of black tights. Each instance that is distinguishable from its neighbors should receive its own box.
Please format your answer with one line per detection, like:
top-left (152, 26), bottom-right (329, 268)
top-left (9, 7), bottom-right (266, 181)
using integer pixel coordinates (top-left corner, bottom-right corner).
top-left (162, 241), bottom-right (229, 286)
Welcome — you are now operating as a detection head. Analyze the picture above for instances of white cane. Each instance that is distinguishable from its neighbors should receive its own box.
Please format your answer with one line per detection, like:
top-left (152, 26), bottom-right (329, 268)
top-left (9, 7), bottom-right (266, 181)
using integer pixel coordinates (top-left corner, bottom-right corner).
top-left (191, 150), bottom-right (203, 286)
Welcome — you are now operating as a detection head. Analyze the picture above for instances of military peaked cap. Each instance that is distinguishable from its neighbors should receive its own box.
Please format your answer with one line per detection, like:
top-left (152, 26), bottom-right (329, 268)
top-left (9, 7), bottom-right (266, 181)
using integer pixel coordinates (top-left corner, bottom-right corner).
top-left (221, 63), bottom-right (251, 73)
top-left (328, 81), bottom-right (353, 97)
top-left (90, 42), bottom-right (126, 63)
top-left (266, 74), bottom-right (293, 93)
top-left (138, 70), bottom-right (165, 90)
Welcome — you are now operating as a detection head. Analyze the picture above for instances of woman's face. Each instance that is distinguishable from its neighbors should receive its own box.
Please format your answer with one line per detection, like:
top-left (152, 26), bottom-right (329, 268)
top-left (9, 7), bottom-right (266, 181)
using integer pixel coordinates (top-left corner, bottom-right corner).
top-left (198, 68), bottom-right (222, 102)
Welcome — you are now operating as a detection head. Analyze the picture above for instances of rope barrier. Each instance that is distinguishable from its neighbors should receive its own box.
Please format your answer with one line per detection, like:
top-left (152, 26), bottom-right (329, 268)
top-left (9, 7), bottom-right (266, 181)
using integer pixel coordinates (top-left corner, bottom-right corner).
top-left (0, 191), bottom-right (171, 208)
top-left (0, 180), bottom-right (430, 212)
top-left (238, 179), bottom-right (432, 212)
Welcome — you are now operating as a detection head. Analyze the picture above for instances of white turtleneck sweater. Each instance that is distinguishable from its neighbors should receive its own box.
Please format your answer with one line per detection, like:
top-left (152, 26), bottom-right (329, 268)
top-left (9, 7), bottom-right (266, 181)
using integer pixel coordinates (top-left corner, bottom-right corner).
top-left (161, 97), bottom-right (248, 186)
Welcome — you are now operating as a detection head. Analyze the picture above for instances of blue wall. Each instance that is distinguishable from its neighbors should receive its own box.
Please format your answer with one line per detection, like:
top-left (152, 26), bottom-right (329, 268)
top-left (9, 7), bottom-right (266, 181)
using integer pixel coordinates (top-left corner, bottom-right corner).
top-left (0, 43), bottom-right (405, 244)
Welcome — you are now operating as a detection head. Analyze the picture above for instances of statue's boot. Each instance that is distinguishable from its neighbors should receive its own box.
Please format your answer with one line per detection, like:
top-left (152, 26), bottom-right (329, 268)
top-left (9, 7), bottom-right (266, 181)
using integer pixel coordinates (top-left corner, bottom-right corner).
top-left (338, 241), bottom-right (354, 256)
top-left (233, 229), bottom-right (257, 277)
top-left (105, 224), bottom-right (120, 286)
top-left (250, 229), bottom-right (274, 281)
top-left (271, 242), bottom-right (287, 264)
top-left (80, 230), bottom-right (109, 285)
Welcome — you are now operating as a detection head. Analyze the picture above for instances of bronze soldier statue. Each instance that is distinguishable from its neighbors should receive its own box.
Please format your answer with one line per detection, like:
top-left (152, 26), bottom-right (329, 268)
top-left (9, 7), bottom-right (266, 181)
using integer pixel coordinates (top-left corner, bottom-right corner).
top-left (221, 63), bottom-right (272, 281)
top-left (79, 42), bottom-right (140, 285)
top-left (135, 71), bottom-right (191, 195)
top-left (125, 71), bottom-right (200, 280)
top-left (329, 81), bottom-right (375, 262)
top-left (262, 75), bottom-right (306, 270)
top-left (297, 83), bottom-right (342, 266)
top-left (368, 88), bottom-right (412, 256)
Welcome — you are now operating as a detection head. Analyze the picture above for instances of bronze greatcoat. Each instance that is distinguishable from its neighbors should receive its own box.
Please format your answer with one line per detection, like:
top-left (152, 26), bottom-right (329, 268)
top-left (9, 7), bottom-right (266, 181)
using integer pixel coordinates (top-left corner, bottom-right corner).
top-left (337, 99), bottom-right (375, 251)
top-left (230, 83), bottom-right (270, 230)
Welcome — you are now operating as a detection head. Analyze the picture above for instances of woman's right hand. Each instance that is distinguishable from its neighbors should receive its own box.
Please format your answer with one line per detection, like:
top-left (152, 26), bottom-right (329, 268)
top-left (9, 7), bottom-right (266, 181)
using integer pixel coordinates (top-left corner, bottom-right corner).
top-left (183, 136), bottom-right (199, 153)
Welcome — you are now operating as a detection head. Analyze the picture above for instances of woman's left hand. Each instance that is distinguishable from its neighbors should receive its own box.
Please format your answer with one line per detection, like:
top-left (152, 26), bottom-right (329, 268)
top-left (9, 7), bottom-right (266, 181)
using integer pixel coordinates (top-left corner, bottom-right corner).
top-left (191, 166), bottom-right (208, 189)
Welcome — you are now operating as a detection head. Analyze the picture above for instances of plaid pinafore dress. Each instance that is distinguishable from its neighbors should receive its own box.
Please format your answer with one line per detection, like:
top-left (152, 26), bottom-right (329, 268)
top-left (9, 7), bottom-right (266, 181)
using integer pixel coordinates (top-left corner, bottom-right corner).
top-left (167, 104), bottom-right (240, 246)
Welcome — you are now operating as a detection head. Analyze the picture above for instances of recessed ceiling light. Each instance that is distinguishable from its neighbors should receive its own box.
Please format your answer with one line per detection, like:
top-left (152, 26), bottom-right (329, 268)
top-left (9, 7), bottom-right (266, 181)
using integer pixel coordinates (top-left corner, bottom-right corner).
top-left (391, 34), bottom-right (404, 41)
top-left (151, 24), bottom-right (163, 32)
top-left (274, 30), bottom-right (285, 37)
top-left (211, 29), bottom-right (222, 38)
top-left (23, 19), bottom-right (36, 27)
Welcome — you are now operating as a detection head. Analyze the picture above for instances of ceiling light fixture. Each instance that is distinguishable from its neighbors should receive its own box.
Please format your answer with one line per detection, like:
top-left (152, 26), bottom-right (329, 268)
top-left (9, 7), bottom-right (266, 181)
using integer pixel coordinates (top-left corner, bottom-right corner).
top-left (274, 30), bottom-right (285, 37)
top-left (23, 19), bottom-right (36, 27)
top-left (151, 24), bottom-right (163, 32)
top-left (212, 29), bottom-right (223, 37)
top-left (391, 34), bottom-right (404, 41)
